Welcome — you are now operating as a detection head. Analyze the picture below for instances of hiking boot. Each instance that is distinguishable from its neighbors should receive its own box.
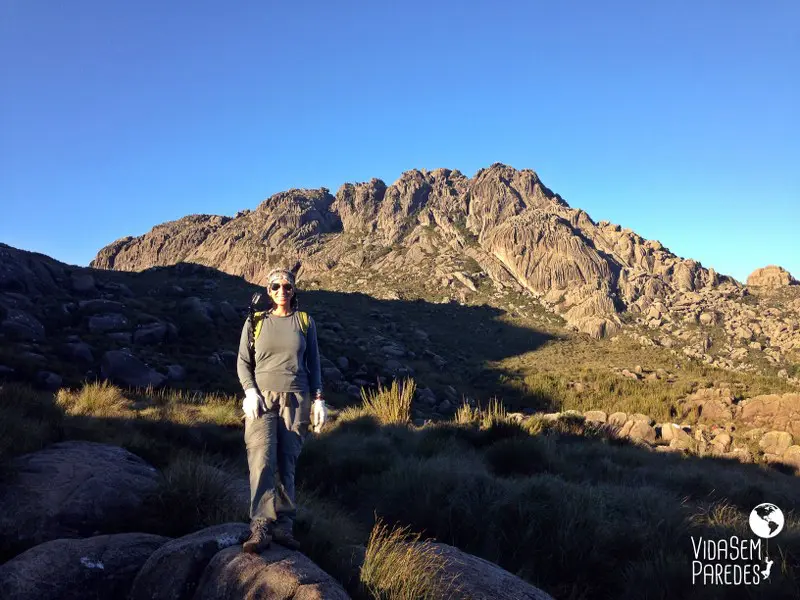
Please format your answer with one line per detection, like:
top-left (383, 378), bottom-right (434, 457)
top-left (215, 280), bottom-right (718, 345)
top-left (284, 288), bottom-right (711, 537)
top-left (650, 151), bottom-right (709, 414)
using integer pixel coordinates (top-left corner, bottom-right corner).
top-left (271, 527), bottom-right (301, 551)
top-left (242, 522), bottom-right (272, 553)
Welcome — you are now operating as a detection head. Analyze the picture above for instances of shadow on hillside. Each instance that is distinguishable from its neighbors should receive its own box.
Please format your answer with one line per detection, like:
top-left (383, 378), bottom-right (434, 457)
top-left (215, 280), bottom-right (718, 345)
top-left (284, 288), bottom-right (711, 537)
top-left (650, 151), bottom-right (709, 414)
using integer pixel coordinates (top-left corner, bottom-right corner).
top-left (6, 260), bottom-right (561, 411)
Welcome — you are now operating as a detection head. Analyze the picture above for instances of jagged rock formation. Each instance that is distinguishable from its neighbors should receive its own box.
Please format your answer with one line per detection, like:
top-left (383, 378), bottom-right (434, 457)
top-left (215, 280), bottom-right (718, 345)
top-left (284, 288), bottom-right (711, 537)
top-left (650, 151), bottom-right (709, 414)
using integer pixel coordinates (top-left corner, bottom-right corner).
top-left (90, 164), bottom-right (736, 339)
top-left (747, 265), bottom-right (797, 288)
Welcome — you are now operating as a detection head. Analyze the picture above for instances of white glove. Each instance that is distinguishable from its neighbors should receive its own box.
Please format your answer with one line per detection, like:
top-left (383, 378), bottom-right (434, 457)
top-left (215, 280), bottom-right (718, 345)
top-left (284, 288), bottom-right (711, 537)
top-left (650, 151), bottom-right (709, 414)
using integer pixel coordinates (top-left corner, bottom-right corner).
top-left (312, 398), bottom-right (328, 433)
top-left (243, 388), bottom-right (266, 420)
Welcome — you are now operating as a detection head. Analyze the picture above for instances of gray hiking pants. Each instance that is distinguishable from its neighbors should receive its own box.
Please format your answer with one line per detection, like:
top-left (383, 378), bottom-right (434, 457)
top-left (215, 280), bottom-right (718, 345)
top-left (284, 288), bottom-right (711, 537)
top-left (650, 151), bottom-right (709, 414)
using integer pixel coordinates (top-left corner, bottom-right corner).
top-left (244, 390), bottom-right (311, 531)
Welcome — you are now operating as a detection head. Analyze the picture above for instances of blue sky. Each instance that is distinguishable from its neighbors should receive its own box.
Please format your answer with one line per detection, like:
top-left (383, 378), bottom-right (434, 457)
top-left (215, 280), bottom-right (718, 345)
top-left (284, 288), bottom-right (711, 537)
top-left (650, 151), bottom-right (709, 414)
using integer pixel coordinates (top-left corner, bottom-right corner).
top-left (1, 1), bottom-right (797, 283)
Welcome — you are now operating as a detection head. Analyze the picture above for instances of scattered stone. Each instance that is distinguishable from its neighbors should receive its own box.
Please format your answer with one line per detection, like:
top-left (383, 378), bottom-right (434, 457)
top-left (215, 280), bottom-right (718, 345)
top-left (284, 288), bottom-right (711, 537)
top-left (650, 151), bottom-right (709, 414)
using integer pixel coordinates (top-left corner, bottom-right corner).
top-left (608, 412), bottom-right (627, 426)
top-left (583, 410), bottom-right (607, 423)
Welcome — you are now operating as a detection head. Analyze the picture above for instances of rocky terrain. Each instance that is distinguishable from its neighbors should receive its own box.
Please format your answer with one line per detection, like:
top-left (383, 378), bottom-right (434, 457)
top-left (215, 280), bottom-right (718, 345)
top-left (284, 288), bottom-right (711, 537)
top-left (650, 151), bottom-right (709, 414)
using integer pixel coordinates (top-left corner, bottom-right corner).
top-left (0, 441), bottom-right (553, 599)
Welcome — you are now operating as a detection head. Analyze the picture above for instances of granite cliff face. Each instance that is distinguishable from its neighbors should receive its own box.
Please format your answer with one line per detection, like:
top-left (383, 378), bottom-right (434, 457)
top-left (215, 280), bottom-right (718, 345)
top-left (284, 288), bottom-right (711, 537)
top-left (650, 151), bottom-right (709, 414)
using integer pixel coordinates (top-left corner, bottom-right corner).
top-left (92, 164), bottom-right (739, 340)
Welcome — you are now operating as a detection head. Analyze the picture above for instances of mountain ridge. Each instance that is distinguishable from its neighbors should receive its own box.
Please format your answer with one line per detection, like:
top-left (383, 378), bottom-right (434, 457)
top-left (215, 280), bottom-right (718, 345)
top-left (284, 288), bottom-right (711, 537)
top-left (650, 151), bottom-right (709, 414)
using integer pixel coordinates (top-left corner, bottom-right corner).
top-left (91, 163), bottom-right (748, 342)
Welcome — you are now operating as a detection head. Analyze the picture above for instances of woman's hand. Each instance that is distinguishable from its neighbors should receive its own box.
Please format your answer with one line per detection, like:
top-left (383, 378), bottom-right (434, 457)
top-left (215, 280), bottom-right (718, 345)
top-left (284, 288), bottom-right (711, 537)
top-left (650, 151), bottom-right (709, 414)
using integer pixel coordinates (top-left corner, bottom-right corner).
top-left (312, 398), bottom-right (328, 433)
top-left (243, 388), bottom-right (266, 420)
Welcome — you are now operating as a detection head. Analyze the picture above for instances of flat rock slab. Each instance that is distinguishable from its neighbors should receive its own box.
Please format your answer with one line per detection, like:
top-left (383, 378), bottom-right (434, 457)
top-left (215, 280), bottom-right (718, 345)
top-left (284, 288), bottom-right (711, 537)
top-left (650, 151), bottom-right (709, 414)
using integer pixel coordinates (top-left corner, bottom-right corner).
top-left (0, 532), bottom-right (169, 600)
top-left (129, 523), bottom-right (250, 600)
top-left (0, 441), bottom-right (159, 558)
top-left (194, 544), bottom-right (351, 600)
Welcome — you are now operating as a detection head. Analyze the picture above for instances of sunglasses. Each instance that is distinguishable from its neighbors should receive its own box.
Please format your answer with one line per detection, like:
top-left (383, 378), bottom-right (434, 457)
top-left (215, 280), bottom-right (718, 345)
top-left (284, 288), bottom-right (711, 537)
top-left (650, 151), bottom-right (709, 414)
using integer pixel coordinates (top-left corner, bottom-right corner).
top-left (270, 283), bottom-right (294, 293)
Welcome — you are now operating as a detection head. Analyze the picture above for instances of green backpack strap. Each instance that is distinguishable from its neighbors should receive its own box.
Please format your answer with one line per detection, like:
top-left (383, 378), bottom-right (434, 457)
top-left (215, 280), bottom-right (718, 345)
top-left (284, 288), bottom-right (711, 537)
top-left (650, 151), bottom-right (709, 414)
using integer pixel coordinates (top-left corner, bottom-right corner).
top-left (298, 311), bottom-right (310, 336)
top-left (253, 310), bottom-right (310, 345)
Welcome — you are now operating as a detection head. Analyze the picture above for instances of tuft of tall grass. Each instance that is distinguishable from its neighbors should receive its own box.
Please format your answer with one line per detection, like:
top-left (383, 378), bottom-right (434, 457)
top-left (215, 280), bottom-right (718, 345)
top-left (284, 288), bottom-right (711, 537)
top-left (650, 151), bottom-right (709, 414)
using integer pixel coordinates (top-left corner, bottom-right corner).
top-left (480, 397), bottom-right (508, 429)
top-left (56, 381), bottom-right (129, 416)
top-left (454, 396), bottom-right (511, 429)
top-left (454, 402), bottom-right (479, 425)
top-left (359, 377), bottom-right (416, 425)
top-left (360, 518), bottom-right (462, 600)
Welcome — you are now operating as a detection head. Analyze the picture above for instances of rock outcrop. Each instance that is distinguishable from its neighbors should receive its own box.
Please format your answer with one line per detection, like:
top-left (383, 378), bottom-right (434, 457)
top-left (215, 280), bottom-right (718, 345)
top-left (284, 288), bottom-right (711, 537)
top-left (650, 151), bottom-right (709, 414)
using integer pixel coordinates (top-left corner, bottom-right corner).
top-left (747, 265), bottom-right (796, 288)
top-left (0, 533), bottom-right (170, 600)
top-left (0, 441), bottom-right (160, 557)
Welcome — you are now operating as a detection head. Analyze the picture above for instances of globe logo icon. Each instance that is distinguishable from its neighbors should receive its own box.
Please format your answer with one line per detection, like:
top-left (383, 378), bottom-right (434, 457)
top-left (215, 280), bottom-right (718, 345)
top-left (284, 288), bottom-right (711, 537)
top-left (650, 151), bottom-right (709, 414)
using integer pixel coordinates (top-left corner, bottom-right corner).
top-left (749, 503), bottom-right (785, 539)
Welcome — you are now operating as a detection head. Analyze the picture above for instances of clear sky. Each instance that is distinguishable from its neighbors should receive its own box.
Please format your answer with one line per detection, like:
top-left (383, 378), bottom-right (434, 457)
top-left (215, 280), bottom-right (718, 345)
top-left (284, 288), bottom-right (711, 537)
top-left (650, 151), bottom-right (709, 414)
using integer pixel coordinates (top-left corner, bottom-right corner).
top-left (1, 1), bottom-right (798, 283)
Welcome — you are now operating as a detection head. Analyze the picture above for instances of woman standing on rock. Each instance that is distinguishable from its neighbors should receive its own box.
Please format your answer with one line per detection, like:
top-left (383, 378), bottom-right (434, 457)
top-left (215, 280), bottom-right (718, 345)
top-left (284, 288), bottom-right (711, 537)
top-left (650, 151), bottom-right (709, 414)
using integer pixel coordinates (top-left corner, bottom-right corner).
top-left (236, 262), bottom-right (327, 553)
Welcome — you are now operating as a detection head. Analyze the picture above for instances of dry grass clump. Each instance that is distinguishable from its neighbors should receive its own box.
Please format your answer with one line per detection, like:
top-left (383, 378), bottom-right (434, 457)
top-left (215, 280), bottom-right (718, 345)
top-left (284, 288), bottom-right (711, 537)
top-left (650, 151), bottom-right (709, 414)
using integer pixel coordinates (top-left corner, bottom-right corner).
top-left (360, 377), bottom-right (416, 425)
top-left (481, 397), bottom-right (508, 428)
top-left (56, 380), bottom-right (129, 416)
top-left (454, 397), bottom-right (510, 429)
top-left (360, 518), bottom-right (461, 600)
top-left (454, 402), bottom-right (480, 425)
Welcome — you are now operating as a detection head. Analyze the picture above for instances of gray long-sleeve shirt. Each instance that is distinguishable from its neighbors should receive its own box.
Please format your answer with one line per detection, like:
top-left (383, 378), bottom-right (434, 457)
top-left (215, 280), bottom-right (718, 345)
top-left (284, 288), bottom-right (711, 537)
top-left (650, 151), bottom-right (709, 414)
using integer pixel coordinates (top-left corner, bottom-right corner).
top-left (237, 311), bottom-right (322, 394)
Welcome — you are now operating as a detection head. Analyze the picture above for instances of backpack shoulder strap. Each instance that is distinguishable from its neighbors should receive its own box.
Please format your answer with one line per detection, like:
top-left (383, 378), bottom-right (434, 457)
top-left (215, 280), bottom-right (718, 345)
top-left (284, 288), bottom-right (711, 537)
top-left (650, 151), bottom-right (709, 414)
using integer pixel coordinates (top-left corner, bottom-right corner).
top-left (297, 311), bottom-right (310, 336)
top-left (253, 311), bottom-right (268, 344)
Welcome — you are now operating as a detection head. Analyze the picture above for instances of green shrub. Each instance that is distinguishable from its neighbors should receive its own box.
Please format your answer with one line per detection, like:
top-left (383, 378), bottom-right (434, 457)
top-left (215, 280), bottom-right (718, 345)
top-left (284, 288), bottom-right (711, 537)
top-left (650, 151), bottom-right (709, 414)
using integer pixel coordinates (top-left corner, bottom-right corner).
top-left (141, 451), bottom-right (248, 537)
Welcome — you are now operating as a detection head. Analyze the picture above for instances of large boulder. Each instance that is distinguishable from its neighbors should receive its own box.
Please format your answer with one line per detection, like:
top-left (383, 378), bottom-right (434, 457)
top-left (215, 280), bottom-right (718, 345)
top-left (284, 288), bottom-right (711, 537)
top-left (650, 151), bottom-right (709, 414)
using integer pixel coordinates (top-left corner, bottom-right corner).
top-left (101, 350), bottom-right (167, 388)
top-left (89, 313), bottom-right (129, 333)
top-left (129, 523), bottom-right (249, 600)
top-left (746, 265), bottom-right (796, 288)
top-left (0, 533), bottom-right (169, 600)
top-left (192, 544), bottom-right (351, 599)
top-left (78, 299), bottom-right (126, 314)
top-left (738, 394), bottom-right (800, 438)
top-left (428, 542), bottom-right (556, 600)
top-left (0, 441), bottom-right (160, 557)
top-left (133, 322), bottom-right (169, 345)
top-left (180, 297), bottom-right (215, 323)
top-left (680, 388), bottom-right (736, 422)
top-left (70, 271), bottom-right (96, 293)
top-left (59, 341), bottom-right (95, 365)
top-left (1, 308), bottom-right (45, 341)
